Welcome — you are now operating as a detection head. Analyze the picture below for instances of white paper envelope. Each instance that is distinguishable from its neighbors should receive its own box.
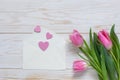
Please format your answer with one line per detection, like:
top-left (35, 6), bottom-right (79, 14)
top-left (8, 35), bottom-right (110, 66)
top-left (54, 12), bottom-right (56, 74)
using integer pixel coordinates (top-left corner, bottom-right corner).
top-left (23, 26), bottom-right (66, 70)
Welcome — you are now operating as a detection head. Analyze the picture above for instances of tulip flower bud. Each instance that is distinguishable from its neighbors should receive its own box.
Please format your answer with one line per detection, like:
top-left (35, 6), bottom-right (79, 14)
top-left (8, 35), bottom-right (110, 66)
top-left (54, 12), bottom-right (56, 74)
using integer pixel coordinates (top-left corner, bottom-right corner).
top-left (69, 30), bottom-right (84, 47)
top-left (98, 30), bottom-right (112, 50)
top-left (73, 60), bottom-right (88, 72)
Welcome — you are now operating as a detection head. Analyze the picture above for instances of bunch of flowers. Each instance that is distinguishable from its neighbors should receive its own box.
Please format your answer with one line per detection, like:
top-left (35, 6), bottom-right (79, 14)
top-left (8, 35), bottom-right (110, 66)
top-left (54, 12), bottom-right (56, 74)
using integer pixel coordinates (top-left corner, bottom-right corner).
top-left (69, 25), bottom-right (120, 80)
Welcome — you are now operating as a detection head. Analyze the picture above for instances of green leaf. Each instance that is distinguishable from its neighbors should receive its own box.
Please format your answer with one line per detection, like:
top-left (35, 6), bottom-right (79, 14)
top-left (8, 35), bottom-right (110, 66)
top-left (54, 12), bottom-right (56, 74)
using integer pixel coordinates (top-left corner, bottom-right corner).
top-left (110, 24), bottom-right (119, 48)
top-left (100, 45), bottom-right (108, 80)
top-left (102, 46), bottom-right (117, 80)
top-left (93, 33), bottom-right (101, 64)
top-left (89, 28), bottom-right (93, 49)
top-left (110, 24), bottom-right (120, 58)
top-left (110, 26), bottom-right (120, 59)
top-left (88, 29), bottom-right (100, 66)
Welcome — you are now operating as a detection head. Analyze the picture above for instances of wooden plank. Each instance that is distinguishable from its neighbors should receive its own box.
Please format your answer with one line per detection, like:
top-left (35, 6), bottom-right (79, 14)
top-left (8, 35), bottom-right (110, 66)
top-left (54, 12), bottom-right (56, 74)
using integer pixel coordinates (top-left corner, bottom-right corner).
top-left (0, 34), bottom-right (26, 56)
top-left (0, 34), bottom-right (27, 68)
top-left (0, 78), bottom-right (20, 80)
top-left (0, 68), bottom-right (97, 80)
top-left (0, 0), bottom-right (120, 29)
top-left (0, 25), bottom-right (120, 34)
top-left (0, 0), bottom-right (120, 12)
top-left (0, 34), bottom-right (120, 69)
top-left (0, 56), bottom-right (22, 69)
top-left (0, 10), bottom-right (120, 27)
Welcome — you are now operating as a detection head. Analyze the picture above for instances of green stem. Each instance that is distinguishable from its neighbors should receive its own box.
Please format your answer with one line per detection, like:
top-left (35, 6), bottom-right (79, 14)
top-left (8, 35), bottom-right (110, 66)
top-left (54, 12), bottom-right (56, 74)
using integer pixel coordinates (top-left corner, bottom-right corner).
top-left (79, 47), bottom-right (103, 79)
top-left (110, 50), bottom-right (118, 66)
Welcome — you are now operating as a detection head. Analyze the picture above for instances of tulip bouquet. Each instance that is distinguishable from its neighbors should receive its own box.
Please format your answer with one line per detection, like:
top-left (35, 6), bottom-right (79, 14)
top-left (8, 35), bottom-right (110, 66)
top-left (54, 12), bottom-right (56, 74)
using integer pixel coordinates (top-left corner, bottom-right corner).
top-left (69, 24), bottom-right (120, 80)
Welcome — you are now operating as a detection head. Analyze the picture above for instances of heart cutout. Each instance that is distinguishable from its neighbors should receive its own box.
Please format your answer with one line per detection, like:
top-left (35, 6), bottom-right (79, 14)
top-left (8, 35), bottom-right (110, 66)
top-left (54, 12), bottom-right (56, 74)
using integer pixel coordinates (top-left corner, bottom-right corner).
top-left (46, 32), bottom-right (53, 40)
top-left (38, 41), bottom-right (49, 51)
top-left (34, 25), bottom-right (41, 33)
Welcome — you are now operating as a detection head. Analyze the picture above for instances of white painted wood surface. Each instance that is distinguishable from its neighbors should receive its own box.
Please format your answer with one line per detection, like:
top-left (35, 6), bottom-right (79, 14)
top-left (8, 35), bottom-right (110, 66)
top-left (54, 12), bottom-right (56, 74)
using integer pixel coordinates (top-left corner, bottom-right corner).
top-left (0, 0), bottom-right (120, 80)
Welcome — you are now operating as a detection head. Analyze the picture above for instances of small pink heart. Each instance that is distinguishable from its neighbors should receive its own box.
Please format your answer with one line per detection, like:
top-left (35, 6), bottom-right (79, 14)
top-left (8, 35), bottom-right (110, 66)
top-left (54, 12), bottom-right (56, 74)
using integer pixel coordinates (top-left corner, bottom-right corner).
top-left (34, 25), bottom-right (41, 33)
top-left (46, 32), bottom-right (53, 40)
top-left (38, 41), bottom-right (49, 51)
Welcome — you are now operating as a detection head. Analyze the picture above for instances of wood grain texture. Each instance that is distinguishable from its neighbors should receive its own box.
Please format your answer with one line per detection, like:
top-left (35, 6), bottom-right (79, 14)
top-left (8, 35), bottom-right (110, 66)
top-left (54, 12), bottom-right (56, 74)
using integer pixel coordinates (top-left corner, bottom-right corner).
top-left (0, 0), bottom-right (120, 80)
top-left (0, 69), bottom-right (97, 80)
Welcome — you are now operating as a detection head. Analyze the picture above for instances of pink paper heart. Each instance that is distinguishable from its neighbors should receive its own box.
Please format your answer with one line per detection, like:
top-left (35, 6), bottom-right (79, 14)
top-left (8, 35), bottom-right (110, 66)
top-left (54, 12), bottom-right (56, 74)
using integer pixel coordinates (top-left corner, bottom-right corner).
top-left (46, 32), bottom-right (53, 40)
top-left (38, 41), bottom-right (49, 51)
top-left (34, 25), bottom-right (41, 33)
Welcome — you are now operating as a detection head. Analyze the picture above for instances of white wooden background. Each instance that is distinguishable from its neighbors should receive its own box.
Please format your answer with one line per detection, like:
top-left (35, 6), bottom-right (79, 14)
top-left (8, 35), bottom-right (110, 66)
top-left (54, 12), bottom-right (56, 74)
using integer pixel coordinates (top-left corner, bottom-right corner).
top-left (0, 0), bottom-right (120, 80)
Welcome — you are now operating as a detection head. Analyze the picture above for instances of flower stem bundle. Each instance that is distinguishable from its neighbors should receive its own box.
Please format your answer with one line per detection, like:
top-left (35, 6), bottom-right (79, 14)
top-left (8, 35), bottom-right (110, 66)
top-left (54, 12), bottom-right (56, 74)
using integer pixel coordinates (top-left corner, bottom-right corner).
top-left (70, 24), bottom-right (120, 80)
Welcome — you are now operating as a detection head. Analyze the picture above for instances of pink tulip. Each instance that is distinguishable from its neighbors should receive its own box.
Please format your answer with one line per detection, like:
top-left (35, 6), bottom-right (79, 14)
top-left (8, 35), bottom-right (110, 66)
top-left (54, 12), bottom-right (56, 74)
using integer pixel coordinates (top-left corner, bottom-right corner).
top-left (73, 60), bottom-right (88, 72)
top-left (98, 30), bottom-right (112, 50)
top-left (70, 30), bottom-right (84, 47)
